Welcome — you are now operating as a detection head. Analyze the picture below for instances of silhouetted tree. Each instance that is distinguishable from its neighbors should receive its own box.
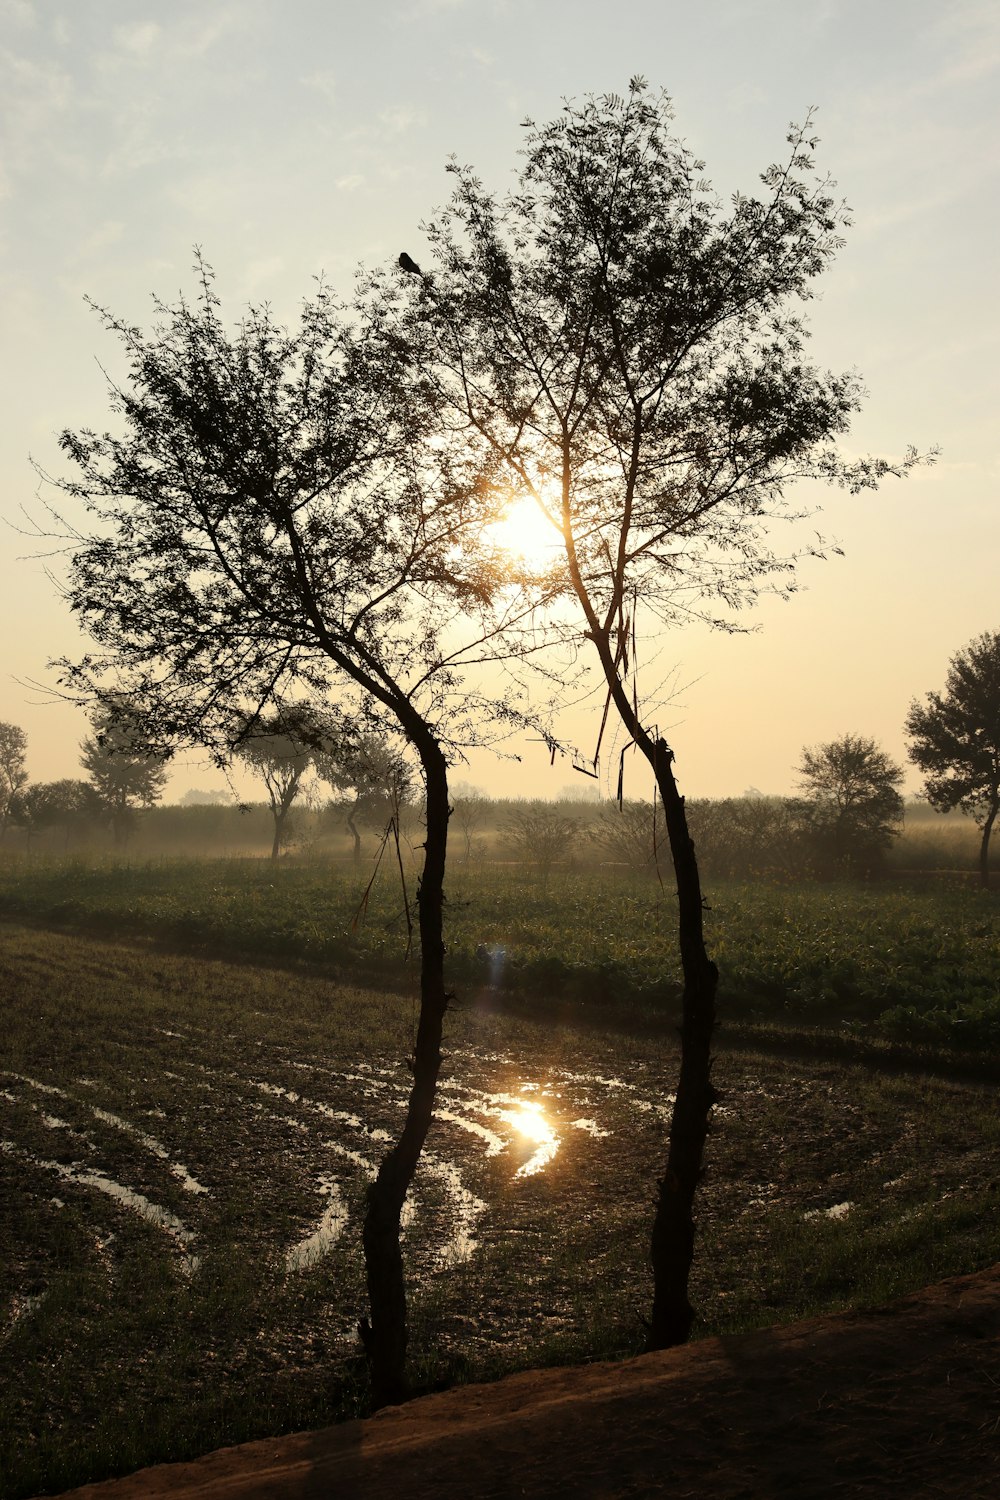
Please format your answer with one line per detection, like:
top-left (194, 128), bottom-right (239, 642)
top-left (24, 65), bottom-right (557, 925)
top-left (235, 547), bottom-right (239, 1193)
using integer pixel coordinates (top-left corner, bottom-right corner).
top-left (80, 702), bottom-right (169, 843)
top-left (452, 787), bottom-right (490, 863)
top-left (44, 255), bottom-right (542, 1406)
top-left (906, 631), bottom-right (1000, 889)
top-left (793, 734), bottom-right (904, 876)
top-left (499, 803), bottom-right (578, 879)
top-left (236, 710), bottom-right (316, 860)
top-left (405, 80), bottom-right (923, 1345)
top-left (313, 731), bottom-right (413, 864)
top-left (588, 799), bottom-right (666, 871)
top-left (10, 778), bottom-right (104, 846)
top-left (0, 721), bottom-right (28, 837)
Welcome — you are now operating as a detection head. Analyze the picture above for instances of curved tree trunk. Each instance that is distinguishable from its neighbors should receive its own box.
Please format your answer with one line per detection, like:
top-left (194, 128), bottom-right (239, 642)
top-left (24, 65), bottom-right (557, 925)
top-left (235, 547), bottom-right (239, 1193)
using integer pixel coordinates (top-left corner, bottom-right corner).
top-left (565, 591), bottom-right (719, 1348)
top-left (648, 738), bottom-right (719, 1348)
top-left (359, 733), bottom-right (450, 1407)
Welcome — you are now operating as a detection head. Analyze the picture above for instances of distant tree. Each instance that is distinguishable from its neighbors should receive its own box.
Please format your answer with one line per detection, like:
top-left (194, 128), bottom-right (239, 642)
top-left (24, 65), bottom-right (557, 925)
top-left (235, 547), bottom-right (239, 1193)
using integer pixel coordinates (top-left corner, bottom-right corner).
top-left (236, 711), bottom-right (316, 861)
top-left (407, 80), bottom-right (924, 1344)
top-left (794, 734), bottom-right (904, 877)
top-left (313, 731), bottom-right (413, 864)
top-left (906, 631), bottom-right (1000, 889)
top-left (80, 704), bottom-right (169, 843)
top-left (10, 778), bottom-right (104, 846)
top-left (0, 721), bottom-right (28, 835)
top-left (686, 796), bottom-right (800, 881)
top-left (500, 804), bottom-right (579, 879)
top-left (588, 800), bottom-right (665, 870)
top-left (452, 788), bottom-right (490, 864)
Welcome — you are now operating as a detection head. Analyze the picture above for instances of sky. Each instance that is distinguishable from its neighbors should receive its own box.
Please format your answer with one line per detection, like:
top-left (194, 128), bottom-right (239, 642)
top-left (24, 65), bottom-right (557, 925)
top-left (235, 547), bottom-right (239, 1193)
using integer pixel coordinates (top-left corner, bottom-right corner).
top-left (1, 0), bottom-right (997, 803)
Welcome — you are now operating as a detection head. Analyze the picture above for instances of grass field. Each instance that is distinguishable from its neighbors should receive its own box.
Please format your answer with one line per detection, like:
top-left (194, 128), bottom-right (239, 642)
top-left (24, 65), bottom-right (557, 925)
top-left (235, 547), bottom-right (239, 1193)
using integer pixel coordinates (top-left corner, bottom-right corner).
top-left (2, 857), bottom-right (1000, 1496)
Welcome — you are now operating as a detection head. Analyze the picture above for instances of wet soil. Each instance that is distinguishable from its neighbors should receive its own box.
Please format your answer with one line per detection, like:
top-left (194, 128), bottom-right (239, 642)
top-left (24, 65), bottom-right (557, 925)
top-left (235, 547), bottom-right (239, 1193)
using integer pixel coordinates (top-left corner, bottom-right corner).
top-left (54, 1262), bottom-right (1000, 1499)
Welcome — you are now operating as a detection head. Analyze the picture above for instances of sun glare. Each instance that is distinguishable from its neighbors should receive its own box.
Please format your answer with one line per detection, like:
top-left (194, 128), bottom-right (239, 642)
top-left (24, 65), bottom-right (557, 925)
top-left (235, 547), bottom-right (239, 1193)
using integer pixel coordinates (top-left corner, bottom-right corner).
top-left (487, 496), bottom-right (561, 575)
top-left (500, 1098), bottom-right (560, 1178)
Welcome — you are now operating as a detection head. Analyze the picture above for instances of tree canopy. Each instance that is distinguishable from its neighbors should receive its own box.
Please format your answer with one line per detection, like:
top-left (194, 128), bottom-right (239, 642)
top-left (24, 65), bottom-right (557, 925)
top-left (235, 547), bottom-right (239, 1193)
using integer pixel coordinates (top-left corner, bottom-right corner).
top-left (396, 77), bottom-right (924, 1348)
top-left (906, 631), bottom-right (1000, 888)
top-left (80, 701), bottom-right (169, 842)
top-left (794, 733), bottom-right (904, 876)
top-left (0, 721), bottom-right (28, 830)
top-left (48, 258), bottom-right (539, 759)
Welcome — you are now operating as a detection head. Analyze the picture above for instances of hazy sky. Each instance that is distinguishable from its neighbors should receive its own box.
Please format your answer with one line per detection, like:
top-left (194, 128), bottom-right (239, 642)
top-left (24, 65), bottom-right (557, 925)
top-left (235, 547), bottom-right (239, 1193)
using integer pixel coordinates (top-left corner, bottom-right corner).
top-left (2, 0), bottom-right (997, 802)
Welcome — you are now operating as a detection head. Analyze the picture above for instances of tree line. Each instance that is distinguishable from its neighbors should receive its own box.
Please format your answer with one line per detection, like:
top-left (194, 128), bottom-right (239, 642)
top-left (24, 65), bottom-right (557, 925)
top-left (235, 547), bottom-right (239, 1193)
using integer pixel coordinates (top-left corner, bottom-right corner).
top-left (0, 708), bottom-right (411, 858)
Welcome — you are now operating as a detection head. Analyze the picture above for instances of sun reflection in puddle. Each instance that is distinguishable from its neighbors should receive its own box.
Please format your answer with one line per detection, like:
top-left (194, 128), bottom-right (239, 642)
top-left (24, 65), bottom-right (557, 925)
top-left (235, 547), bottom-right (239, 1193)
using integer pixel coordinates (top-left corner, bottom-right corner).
top-left (499, 1099), bottom-right (560, 1178)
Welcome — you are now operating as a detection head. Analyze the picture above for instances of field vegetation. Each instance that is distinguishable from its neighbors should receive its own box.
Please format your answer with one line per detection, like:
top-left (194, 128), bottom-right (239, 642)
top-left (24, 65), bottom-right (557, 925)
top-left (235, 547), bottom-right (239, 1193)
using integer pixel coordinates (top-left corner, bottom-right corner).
top-left (0, 802), bottom-right (995, 1046)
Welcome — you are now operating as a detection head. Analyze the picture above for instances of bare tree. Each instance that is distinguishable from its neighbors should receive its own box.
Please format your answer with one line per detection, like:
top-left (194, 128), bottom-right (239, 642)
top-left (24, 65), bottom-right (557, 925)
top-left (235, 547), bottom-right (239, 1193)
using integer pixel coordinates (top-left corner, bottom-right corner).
top-left (405, 80), bottom-right (925, 1346)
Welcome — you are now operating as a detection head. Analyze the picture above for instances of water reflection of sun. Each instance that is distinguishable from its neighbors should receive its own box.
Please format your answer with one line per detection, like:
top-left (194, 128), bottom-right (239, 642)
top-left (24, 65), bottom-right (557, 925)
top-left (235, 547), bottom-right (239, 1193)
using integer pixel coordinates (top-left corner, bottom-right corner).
top-left (500, 1098), bottom-right (560, 1178)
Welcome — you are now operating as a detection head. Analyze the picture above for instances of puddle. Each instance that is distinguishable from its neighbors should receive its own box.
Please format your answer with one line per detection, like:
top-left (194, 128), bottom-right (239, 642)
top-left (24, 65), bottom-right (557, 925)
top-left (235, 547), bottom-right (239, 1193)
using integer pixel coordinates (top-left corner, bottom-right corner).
top-left (320, 1138), bottom-right (377, 1178)
top-left (421, 1153), bottom-right (486, 1266)
top-left (285, 1177), bottom-right (348, 1270)
top-left (0, 1138), bottom-right (198, 1272)
top-left (434, 1106), bottom-right (506, 1156)
top-left (570, 1118), bottom-right (610, 1139)
top-left (4, 1078), bottom-right (209, 1197)
top-left (2, 1072), bottom-right (68, 1098)
top-left (5, 1041), bottom-right (667, 1285)
top-left (91, 1107), bottom-right (209, 1195)
top-left (246, 1078), bottom-right (392, 1143)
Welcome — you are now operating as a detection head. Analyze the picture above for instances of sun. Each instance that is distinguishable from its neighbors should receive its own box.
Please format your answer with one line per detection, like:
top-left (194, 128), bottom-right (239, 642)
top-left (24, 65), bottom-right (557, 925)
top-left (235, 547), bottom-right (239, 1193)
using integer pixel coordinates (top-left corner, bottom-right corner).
top-left (486, 495), bottom-right (562, 575)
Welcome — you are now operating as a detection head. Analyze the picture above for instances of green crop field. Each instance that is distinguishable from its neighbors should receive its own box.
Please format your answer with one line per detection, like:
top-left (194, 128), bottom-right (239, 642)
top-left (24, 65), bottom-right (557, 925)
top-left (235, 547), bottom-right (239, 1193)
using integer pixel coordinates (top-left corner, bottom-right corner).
top-left (2, 857), bottom-right (999, 1496)
top-left (0, 854), bottom-right (998, 1042)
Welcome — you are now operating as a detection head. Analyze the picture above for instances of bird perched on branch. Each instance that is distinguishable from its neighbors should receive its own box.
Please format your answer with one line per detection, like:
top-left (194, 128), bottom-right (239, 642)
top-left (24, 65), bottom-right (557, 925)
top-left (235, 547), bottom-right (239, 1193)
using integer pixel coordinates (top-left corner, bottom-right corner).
top-left (398, 251), bottom-right (423, 276)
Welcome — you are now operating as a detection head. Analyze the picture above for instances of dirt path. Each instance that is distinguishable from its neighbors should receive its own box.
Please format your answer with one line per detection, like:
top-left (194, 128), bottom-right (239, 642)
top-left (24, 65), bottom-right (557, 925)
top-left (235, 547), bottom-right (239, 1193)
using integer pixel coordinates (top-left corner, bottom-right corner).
top-left (55, 1264), bottom-right (1000, 1500)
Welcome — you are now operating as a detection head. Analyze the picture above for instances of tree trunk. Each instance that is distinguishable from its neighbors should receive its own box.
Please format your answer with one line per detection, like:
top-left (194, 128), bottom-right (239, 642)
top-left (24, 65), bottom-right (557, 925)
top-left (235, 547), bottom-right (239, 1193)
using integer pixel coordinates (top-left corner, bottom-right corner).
top-left (347, 805), bottom-right (362, 864)
top-left (559, 534), bottom-right (719, 1348)
top-left (647, 738), bottom-right (719, 1349)
top-left (360, 735), bottom-right (450, 1407)
top-left (270, 808), bottom-right (283, 861)
top-left (979, 802), bottom-right (997, 891)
